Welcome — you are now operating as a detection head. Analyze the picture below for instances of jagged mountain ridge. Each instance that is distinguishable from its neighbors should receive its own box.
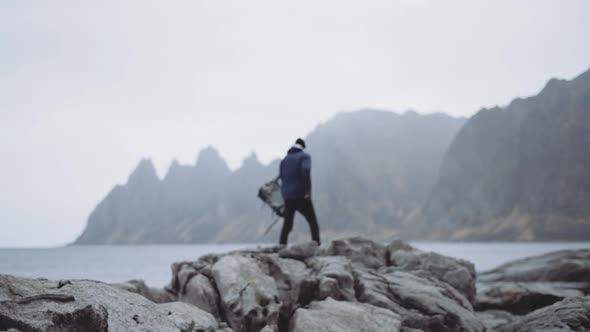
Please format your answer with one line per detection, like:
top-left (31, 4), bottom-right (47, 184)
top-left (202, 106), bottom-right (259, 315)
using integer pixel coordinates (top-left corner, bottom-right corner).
top-left (75, 109), bottom-right (465, 244)
top-left (418, 68), bottom-right (590, 240)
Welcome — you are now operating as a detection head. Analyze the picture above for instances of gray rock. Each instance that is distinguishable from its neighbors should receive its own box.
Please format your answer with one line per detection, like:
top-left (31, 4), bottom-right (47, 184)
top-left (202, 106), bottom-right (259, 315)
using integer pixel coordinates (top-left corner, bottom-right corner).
top-left (479, 249), bottom-right (590, 283)
top-left (306, 256), bottom-right (356, 302)
top-left (211, 255), bottom-right (281, 332)
top-left (258, 254), bottom-right (309, 329)
top-left (387, 239), bottom-right (476, 303)
top-left (112, 279), bottom-right (177, 303)
top-left (180, 274), bottom-right (221, 319)
top-left (0, 274), bottom-right (221, 332)
top-left (290, 297), bottom-right (401, 332)
top-left (171, 261), bottom-right (208, 293)
top-left (158, 302), bottom-right (220, 331)
top-left (259, 325), bottom-right (277, 332)
top-left (497, 296), bottom-right (590, 332)
top-left (354, 268), bottom-right (484, 332)
top-left (476, 249), bottom-right (590, 316)
top-left (279, 241), bottom-right (319, 261)
top-left (476, 281), bottom-right (586, 315)
top-left (326, 237), bottom-right (387, 269)
top-left (476, 310), bottom-right (516, 331)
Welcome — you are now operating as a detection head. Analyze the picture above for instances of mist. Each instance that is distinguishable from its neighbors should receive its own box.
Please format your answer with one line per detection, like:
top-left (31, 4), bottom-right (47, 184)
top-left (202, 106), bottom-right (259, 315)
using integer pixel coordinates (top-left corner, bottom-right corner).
top-left (1, 0), bottom-right (590, 246)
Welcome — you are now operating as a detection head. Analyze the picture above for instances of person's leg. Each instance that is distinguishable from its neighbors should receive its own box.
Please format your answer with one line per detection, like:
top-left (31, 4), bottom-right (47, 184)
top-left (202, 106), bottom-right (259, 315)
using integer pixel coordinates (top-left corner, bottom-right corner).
top-left (298, 199), bottom-right (321, 245)
top-left (280, 200), bottom-right (296, 245)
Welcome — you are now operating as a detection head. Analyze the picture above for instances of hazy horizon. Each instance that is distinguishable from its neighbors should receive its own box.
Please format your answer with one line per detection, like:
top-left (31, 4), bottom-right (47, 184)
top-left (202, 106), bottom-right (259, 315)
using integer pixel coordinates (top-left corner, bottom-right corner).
top-left (2, 0), bottom-right (590, 247)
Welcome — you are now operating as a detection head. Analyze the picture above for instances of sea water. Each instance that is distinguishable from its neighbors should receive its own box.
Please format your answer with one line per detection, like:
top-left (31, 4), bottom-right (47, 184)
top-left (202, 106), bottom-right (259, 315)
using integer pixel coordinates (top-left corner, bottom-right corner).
top-left (0, 242), bottom-right (588, 287)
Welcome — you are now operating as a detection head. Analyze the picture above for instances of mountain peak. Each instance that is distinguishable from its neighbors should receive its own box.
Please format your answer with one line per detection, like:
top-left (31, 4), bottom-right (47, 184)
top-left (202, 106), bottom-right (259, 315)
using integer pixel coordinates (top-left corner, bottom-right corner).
top-left (127, 158), bottom-right (159, 187)
top-left (163, 159), bottom-right (185, 181)
top-left (243, 152), bottom-right (261, 166)
top-left (195, 146), bottom-right (229, 173)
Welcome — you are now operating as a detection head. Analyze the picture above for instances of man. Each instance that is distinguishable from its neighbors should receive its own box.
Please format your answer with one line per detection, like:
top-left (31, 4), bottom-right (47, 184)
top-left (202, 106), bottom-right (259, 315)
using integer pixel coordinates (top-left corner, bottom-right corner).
top-left (279, 138), bottom-right (321, 246)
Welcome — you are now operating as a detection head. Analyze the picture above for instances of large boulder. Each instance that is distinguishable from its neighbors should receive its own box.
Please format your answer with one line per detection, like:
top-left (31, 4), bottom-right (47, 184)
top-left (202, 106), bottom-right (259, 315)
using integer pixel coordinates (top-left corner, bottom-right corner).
top-left (354, 268), bottom-right (484, 332)
top-left (258, 254), bottom-right (309, 330)
top-left (479, 249), bottom-right (590, 283)
top-left (259, 255), bottom-right (308, 305)
top-left (306, 256), bottom-right (356, 302)
top-left (0, 274), bottom-right (224, 332)
top-left (387, 239), bottom-right (477, 303)
top-left (497, 296), bottom-right (590, 332)
top-left (290, 297), bottom-right (401, 332)
top-left (179, 274), bottom-right (221, 319)
top-left (476, 281), bottom-right (586, 315)
top-left (211, 255), bottom-right (281, 332)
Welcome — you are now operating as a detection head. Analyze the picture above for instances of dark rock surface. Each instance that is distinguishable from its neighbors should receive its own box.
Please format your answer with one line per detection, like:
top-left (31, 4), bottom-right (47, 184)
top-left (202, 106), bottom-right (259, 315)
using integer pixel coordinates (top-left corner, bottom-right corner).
top-left (476, 281), bottom-right (586, 315)
top-left (476, 249), bottom-right (590, 316)
top-left (497, 296), bottom-right (590, 332)
top-left (478, 249), bottom-right (590, 283)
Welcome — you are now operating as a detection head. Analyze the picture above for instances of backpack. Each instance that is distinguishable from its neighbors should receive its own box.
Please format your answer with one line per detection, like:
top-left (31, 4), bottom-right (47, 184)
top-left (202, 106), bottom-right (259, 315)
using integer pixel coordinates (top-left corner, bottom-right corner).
top-left (257, 176), bottom-right (285, 218)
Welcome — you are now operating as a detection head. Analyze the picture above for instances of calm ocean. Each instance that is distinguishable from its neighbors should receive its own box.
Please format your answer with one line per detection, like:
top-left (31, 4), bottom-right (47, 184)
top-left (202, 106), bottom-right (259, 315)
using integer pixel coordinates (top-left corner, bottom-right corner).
top-left (1, 242), bottom-right (588, 287)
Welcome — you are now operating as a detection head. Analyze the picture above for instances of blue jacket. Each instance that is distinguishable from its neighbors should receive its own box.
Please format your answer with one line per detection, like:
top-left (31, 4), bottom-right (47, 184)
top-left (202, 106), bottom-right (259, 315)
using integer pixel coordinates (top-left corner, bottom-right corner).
top-left (280, 147), bottom-right (312, 200)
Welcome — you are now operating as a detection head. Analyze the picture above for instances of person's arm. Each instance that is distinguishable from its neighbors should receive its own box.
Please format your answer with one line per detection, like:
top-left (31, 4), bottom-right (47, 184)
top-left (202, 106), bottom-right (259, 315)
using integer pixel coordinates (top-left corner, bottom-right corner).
top-left (300, 154), bottom-right (312, 198)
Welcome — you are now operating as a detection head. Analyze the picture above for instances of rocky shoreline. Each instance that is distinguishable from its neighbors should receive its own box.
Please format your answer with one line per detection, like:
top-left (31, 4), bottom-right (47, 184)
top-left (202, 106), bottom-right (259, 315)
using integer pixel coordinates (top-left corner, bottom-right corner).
top-left (1, 237), bottom-right (589, 331)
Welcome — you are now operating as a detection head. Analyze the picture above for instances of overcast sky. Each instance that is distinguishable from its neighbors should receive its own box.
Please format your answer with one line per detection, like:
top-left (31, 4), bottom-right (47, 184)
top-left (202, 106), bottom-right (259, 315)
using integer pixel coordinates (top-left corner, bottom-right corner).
top-left (1, 0), bottom-right (589, 247)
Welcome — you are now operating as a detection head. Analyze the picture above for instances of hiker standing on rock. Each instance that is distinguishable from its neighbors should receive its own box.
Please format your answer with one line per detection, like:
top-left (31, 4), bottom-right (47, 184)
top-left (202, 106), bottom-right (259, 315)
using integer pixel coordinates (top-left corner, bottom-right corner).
top-left (279, 138), bottom-right (321, 246)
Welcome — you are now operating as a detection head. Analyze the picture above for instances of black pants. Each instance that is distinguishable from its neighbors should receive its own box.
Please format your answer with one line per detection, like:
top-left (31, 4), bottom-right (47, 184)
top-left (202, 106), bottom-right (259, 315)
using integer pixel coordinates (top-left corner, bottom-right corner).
top-left (280, 198), bottom-right (320, 245)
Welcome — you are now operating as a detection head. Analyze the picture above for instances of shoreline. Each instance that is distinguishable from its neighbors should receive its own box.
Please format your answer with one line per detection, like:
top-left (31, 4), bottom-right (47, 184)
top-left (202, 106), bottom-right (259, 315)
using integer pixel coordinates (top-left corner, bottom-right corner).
top-left (1, 237), bottom-right (589, 331)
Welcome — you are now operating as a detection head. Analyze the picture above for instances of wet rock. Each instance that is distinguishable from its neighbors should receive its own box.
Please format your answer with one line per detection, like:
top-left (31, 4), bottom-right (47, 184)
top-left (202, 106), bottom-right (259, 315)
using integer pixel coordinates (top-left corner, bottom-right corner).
top-left (211, 255), bottom-right (281, 332)
top-left (479, 249), bottom-right (590, 283)
top-left (290, 297), bottom-right (401, 332)
top-left (387, 239), bottom-right (476, 303)
top-left (0, 274), bottom-right (220, 332)
top-left (476, 281), bottom-right (586, 315)
top-left (326, 237), bottom-right (387, 269)
top-left (497, 296), bottom-right (590, 332)
top-left (354, 268), bottom-right (484, 332)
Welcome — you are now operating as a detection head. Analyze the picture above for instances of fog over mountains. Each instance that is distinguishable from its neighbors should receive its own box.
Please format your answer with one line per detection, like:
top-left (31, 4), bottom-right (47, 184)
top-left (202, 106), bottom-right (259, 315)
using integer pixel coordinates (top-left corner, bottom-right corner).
top-left (76, 68), bottom-right (590, 244)
top-left (75, 110), bottom-right (465, 244)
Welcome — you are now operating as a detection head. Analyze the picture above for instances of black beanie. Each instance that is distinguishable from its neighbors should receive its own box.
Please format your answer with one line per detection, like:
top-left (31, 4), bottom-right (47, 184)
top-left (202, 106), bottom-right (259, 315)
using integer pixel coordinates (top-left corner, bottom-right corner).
top-left (295, 138), bottom-right (306, 149)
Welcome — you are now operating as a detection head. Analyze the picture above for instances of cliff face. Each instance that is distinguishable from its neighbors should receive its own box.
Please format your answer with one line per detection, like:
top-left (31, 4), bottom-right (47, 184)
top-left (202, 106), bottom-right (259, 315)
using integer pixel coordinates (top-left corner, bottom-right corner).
top-left (419, 68), bottom-right (590, 240)
top-left (75, 110), bottom-right (465, 244)
top-left (306, 110), bottom-right (466, 237)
